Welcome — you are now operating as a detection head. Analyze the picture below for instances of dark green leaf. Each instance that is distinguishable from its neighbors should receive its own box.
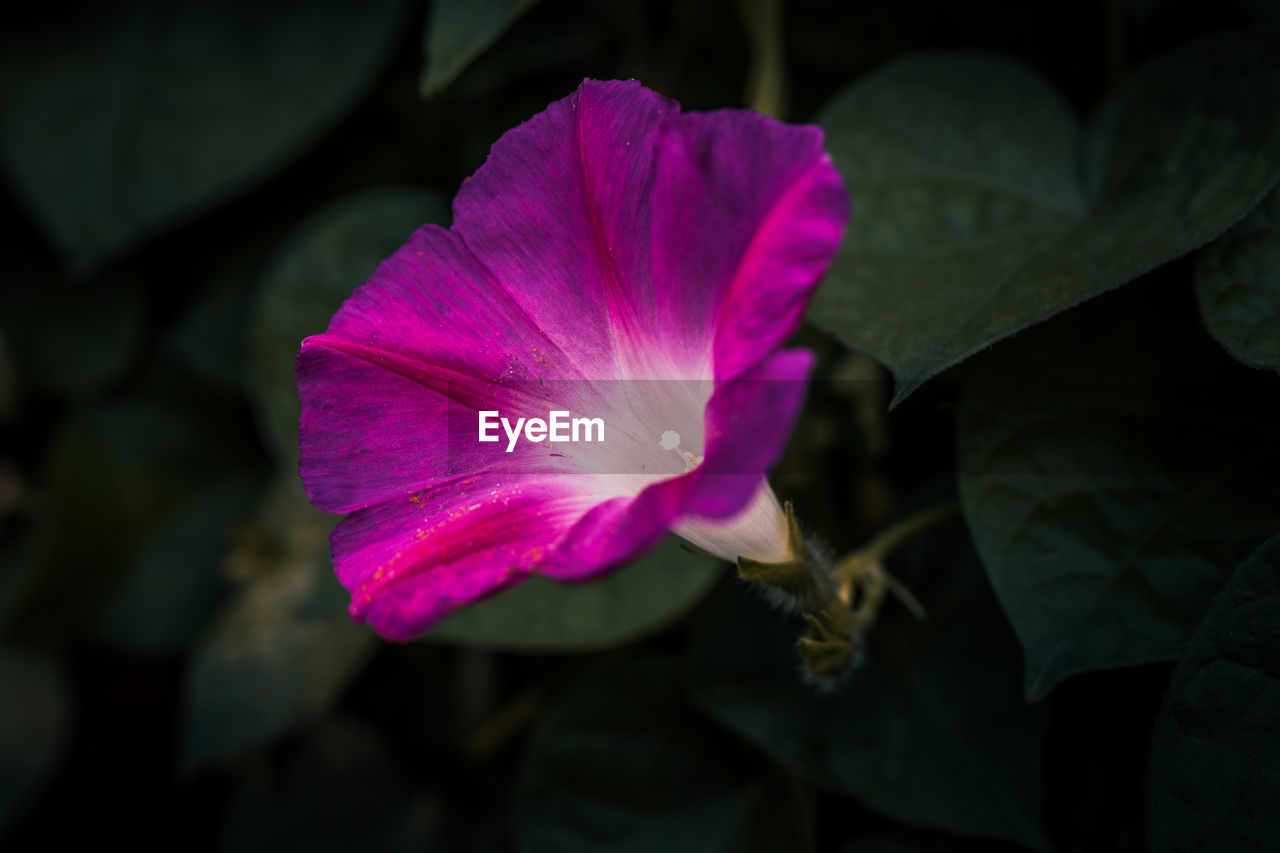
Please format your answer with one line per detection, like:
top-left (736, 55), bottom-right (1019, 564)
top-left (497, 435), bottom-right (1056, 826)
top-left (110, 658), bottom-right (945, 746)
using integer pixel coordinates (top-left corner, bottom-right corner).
top-left (958, 282), bottom-right (1280, 700)
top-left (0, 334), bottom-right (15, 421)
top-left (0, 650), bottom-right (70, 834)
top-left (219, 716), bottom-right (437, 853)
top-left (0, 537), bottom-right (33, 636)
top-left (180, 478), bottom-right (374, 772)
top-left (0, 274), bottom-right (145, 397)
top-left (0, 0), bottom-right (406, 272)
top-left (164, 265), bottom-right (257, 394)
top-left (248, 186), bottom-right (450, 469)
top-left (839, 832), bottom-right (978, 853)
top-left (427, 536), bottom-right (723, 652)
top-left (688, 519), bottom-right (1049, 851)
top-left (516, 655), bottom-right (812, 853)
top-left (1195, 185), bottom-right (1280, 371)
top-left (91, 474), bottom-right (261, 656)
top-left (811, 33), bottom-right (1280, 404)
top-left (1146, 534), bottom-right (1280, 853)
top-left (420, 0), bottom-right (540, 98)
top-left (8, 397), bottom-right (248, 643)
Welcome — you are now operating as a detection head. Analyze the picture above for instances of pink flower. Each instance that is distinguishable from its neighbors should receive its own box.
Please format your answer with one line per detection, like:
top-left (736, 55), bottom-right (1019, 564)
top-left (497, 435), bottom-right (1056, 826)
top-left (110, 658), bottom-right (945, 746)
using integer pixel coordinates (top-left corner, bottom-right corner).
top-left (296, 80), bottom-right (849, 640)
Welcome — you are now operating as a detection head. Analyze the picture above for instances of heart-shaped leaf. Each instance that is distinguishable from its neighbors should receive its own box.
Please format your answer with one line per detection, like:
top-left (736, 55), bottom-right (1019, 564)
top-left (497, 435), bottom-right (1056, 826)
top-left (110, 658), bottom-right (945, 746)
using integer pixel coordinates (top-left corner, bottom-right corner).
top-left (180, 478), bottom-right (374, 772)
top-left (427, 536), bottom-right (723, 651)
top-left (0, 0), bottom-right (405, 272)
top-left (515, 655), bottom-right (812, 853)
top-left (1195, 184), bottom-right (1280, 372)
top-left (811, 33), bottom-right (1280, 404)
top-left (687, 519), bottom-right (1050, 851)
top-left (1146, 534), bottom-right (1280, 853)
top-left (420, 0), bottom-right (540, 98)
top-left (958, 280), bottom-right (1280, 700)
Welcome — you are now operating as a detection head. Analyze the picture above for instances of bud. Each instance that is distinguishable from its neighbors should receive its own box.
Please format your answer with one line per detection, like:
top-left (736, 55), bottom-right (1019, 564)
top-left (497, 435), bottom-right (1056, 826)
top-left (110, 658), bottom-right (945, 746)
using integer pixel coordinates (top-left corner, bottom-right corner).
top-left (798, 600), bottom-right (863, 689)
top-left (735, 501), bottom-right (944, 689)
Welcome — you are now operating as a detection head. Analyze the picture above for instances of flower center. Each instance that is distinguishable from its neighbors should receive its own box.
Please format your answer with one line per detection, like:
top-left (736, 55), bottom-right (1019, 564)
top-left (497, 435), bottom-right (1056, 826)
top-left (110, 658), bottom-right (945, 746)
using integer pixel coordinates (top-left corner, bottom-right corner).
top-left (659, 430), bottom-right (703, 473)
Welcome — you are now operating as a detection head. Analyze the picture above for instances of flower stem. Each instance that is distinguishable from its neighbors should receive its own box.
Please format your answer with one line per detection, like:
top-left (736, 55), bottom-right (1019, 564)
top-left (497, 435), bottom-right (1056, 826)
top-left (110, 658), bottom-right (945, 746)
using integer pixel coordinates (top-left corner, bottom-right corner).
top-left (738, 500), bottom-right (960, 689)
top-left (850, 501), bottom-right (961, 567)
top-left (738, 0), bottom-right (787, 118)
top-left (831, 501), bottom-right (961, 625)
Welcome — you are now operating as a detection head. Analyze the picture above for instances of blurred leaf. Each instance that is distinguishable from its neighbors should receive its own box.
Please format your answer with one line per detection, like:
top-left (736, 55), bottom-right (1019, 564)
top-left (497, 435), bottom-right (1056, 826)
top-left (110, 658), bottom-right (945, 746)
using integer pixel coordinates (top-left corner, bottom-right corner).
top-left (248, 186), bottom-right (450, 469)
top-left (9, 397), bottom-right (247, 643)
top-left (427, 537), bottom-right (723, 652)
top-left (0, 274), bottom-right (145, 397)
top-left (0, 539), bottom-right (29, 635)
top-left (811, 33), bottom-right (1280, 404)
top-left (1146, 535), bottom-right (1280, 853)
top-left (958, 282), bottom-right (1280, 700)
top-left (839, 832), bottom-right (976, 853)
top-left (515, 655), bottom-right (812, 853)
top-left (91, 474), bottom-right (261, 656)
top-left (0, 650), bottom-right (71, 834)
top-left (687, 519), bottom-right (1050, 852)
top-left (1238, 0), bottom-right (1280, 29)
top-left (1195, 184), bottom-right (1280, 371)
top-left (180, 477), bottom-right (374, 772)
top-left (164, 266), bottom-right (257, 394)
top-left (0, 331), bottom-right (16, 422)
top-left (0, 0), bottom-right (406, 273)
top-left (220, 716), bottom-right (437, 853)
top-left (420, 0), bottom-right (539, 98)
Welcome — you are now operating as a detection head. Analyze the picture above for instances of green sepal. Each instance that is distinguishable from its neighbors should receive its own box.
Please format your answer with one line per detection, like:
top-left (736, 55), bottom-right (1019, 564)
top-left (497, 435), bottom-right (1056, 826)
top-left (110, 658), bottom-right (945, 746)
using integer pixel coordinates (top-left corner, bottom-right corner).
top-left (735, 502), bottom-right (830, 611)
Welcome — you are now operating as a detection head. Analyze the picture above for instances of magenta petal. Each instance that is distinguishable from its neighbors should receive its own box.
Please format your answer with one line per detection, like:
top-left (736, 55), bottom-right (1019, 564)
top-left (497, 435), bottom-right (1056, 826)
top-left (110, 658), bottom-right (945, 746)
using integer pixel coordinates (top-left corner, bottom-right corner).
top-left (296, 341), bottom-right (573, 514)
top-left (297, 79), bottom-right (853, 640)
top-left (452, 79), bottom-right (679, 377)
top-left (321, 224), bottom-right (585, 386)
top-left (534, 491), bottom-right (676, 583)
top-left (541, 349), bottom-right (815, 580)
top-left (336, 473), bottom-right (691, 637)
top-left (684, 347), bottom-right (815, 519)
top-left (297, 343), bottom-right (449, 514)
top-left (297, 222), bottom-right (605, 514)
top-left (653, 111), bottom-right (849, 380)
top-left (334, 475), bottom-right (601, 640)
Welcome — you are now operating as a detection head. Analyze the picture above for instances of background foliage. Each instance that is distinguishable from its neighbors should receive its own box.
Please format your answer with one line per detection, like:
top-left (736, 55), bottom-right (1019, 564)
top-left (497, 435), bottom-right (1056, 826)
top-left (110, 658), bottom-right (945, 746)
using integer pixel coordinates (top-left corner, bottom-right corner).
top-left (1, 1), bottom-right (1276, 850)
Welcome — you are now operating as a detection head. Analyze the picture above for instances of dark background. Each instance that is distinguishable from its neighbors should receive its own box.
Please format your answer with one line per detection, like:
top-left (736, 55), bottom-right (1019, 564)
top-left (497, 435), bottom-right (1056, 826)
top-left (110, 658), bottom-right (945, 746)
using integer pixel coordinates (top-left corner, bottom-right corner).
top-left (0, 1), bottom-right (1275, 851)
